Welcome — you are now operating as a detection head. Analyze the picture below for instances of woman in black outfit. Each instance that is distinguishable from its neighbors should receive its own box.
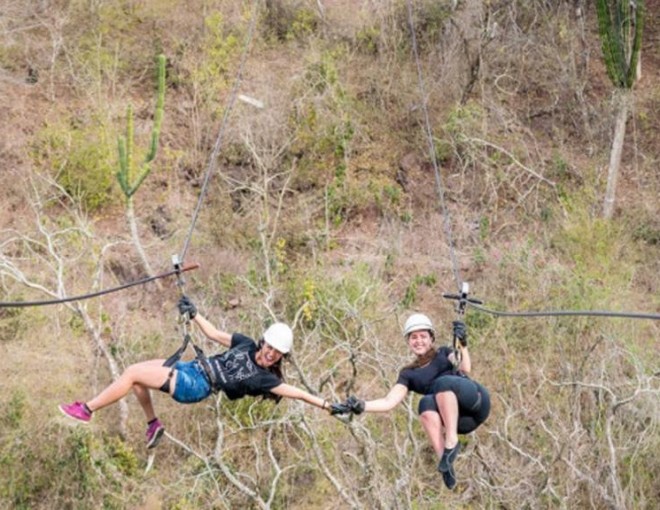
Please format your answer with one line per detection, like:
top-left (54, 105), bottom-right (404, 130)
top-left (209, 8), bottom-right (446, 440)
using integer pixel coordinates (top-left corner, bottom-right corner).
top-left (331, 313), bottom-right (490, 489)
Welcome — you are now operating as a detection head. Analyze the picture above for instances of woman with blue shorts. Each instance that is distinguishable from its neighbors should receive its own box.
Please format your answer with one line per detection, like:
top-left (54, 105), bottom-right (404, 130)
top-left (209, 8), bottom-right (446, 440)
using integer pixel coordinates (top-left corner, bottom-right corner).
top-left (60, 296), bottom-right (334, 448)
top-left (330, 313), bottom-right (490, 490)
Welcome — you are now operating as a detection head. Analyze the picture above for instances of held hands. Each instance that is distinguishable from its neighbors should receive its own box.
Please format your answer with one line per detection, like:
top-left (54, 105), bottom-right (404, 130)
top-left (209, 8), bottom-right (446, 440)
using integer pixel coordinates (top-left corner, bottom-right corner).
top-left (330, 395), bottom-right (365, 416)
top-left (452, 320), bottom-right (467, 347)
top-left (178, 295), bottom-right (197, 319)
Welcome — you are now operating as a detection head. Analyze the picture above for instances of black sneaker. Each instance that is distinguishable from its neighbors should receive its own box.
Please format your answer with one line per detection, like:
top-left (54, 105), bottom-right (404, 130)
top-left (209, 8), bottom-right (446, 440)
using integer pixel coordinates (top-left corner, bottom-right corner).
top-left (438, 443), bottom-right (461, 473)
top-left (442, 466), bottom-right (457, 490)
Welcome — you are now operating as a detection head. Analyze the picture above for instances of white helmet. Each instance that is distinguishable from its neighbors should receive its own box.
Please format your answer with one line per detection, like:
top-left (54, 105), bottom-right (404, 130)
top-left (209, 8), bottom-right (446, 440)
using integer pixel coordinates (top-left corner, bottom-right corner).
top-left (403, 313), bottom-right (435, 338)
top-left (263, 322), bottom-right (293, 354)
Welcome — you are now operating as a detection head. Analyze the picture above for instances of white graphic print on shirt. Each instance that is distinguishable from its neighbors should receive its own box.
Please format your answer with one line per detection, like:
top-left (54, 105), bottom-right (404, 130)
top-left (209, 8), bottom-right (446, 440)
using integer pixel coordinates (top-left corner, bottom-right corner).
top-left (220, 348), bottom-right (257, 383)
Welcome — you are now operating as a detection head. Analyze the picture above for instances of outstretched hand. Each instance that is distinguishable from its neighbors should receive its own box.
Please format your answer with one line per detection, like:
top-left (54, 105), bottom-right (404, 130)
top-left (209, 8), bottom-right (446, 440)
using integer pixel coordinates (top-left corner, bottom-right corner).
top-left (330, 401), bottom-right (352, 415)
top-left (345, 395), bottom-right (365, 414)
top-left (178, 295), bottom-right (197, 319)
top-left (452, 320), bottom-right (467, 347)
top-left (330, 395), bottom-right (365, 416)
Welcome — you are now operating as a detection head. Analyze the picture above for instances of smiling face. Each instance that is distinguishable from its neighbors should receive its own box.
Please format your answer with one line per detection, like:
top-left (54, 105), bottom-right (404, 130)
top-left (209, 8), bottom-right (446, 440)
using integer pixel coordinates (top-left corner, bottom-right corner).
top-left (407, 329), bottom-right (434, 357)
top-left (255, 342), bottom-right (284, 368)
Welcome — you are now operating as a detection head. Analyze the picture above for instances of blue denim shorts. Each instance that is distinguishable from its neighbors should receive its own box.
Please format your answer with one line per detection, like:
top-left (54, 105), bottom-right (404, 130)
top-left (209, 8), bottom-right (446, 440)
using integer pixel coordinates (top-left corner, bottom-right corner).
top-left (172, 360), bottom-right (212, 404)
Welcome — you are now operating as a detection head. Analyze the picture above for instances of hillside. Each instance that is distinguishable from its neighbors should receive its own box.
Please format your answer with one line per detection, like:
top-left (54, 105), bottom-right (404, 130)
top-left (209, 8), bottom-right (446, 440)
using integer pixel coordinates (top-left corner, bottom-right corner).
top-left (0, 1), bottom-right (658, 509)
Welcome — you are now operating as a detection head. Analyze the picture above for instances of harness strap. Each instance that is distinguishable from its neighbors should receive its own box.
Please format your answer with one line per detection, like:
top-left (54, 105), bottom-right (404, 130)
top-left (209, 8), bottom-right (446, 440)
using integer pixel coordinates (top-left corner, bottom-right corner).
top-left (162, 332), bottom-right (221, 391)
top-left (165, 256), bottom-right (224, 391)
top-left (193, 347), bottom-right (221, 392)
top-left (163, 333), bottom-right (191, 367)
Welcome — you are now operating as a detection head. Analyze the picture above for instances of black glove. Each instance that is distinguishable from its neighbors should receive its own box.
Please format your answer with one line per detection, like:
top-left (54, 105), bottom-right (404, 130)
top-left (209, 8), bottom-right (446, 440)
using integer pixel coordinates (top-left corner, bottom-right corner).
top-left (330, 401), bottom-right (352, 415)
top-left (178, 295), bottom-right (197, 319)
top-left (346, 395), bottom-right (365, 415)
top-left (452, 320), bottom-right (467, 347)
top-left (330, 396), bottom-right (365, 416)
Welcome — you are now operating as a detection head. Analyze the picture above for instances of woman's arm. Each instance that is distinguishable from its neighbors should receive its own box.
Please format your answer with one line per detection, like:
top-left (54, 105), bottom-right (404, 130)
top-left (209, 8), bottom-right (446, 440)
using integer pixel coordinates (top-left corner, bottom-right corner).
top-left (191, 314), bottom-right (232, 348)
top-left (270, 383), bottom-right (330, 411)
top-left (458, 346), bottom-right (471, 374)
top-left (363, 384), bottom-right (408, 413)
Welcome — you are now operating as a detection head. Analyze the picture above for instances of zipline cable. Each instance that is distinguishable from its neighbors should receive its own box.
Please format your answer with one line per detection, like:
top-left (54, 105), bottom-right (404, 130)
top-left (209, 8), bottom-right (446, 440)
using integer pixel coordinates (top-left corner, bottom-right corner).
top-left (442, 292), bottom-right (659, 320)
top-left (0, 264), bottom-right (199, 309)
top-left (178, 0), bottom-right (261, 263)
top-left (468, 302), bottom-right (660, 321)
top-left (405, 0), bottom-right (463, 293)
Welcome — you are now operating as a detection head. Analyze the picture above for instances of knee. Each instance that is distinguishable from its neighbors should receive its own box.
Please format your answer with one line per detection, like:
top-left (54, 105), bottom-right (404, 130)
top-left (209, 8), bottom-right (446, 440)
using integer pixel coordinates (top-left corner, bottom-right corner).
top-left (419, 411), bottom-right (436, 424)
top-left (124, 363), bottom-right (143, 380)
top-left (419, 411), bottom-right (443, 430)
top-left (418, 394), bottom-right (437, 414)
top-left (436, 391), bottom-right (456, 403)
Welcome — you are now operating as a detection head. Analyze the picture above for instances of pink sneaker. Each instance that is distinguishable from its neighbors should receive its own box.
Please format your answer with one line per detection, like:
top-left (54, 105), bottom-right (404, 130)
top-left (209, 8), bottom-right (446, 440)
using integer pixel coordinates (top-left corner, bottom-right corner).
top-left (59, 401), bottom-right (92, 423)
top-left (146, 418), bottom-right (165, 449)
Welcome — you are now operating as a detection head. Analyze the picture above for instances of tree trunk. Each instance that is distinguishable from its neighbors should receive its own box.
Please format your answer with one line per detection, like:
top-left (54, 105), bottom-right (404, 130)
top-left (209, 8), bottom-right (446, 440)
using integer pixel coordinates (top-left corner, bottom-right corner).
top-left (126, 197), bottom-right (161, 289)
top-left (79, 307), bottom-right (129, 438)
top-left (603, 90), bottom-right (630, 219)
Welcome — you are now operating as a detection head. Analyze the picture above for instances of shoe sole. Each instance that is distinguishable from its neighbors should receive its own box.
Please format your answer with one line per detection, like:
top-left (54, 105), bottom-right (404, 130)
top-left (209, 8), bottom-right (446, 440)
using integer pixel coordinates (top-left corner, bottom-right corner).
top-left (147, 427), bottom-right (165, 449)
top-left (58, 405), bottom-right (91, 424)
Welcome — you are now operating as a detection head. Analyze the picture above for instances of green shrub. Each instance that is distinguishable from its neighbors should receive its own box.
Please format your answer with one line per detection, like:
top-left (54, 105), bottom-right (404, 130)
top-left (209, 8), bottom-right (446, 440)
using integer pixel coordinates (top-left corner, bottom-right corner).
top-left (189, 12), bottom-right (240, 112)
top-left (31, 117), bottom-right (117, 211)
top-left (401, 273), bottom-right (437, 308)
top-left (262, 1), bottom-right (319, 42)
top-left (1, 391), bottom-right (26, 429)
top-left (393, 0), bottom-right (455, 52)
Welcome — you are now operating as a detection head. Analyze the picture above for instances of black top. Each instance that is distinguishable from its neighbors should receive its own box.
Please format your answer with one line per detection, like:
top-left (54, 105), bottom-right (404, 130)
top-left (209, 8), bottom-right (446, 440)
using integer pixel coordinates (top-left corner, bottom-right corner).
top-left (207, 333), bottom-right (282, 400)
top-left (396, 346), bottom-right (455, 395)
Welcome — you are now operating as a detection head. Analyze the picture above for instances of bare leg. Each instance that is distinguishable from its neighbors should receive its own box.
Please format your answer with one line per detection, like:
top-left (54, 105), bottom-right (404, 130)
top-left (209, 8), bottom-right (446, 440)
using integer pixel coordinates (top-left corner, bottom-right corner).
top-left (133, 384), bottom-right (156, 422)
top-left (436, 391), bottom-right (459, 449)
top-left (131, 359), bottom-right (174, 421)
top-left (86, 359), bottom-right (171, 413)
top-left (420, 410), bottom-right (445, 457)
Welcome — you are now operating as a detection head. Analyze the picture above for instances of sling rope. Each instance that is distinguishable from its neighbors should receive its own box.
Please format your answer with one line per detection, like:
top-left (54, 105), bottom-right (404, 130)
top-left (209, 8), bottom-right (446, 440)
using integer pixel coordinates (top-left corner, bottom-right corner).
top-left (0, 1), bottom-right (261, 309)
top-left (405, 0), bottom-right (659, 322)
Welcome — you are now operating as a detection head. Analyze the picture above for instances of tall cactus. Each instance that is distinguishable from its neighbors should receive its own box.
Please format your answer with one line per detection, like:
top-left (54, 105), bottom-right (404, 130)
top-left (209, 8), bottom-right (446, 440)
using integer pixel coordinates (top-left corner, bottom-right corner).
top-left (595, 0), bottom-right (644, 219)
top-left (596, 0), bottom-right (644, 88)
top-left (116, 54), bottom-right (166, 278)
top-left (116, 54), bottom-right (166, 198)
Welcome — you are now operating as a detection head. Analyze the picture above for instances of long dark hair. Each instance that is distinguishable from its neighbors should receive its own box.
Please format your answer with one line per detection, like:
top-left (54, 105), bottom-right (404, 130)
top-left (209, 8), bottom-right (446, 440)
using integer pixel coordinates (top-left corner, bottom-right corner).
top-left (257, 339), bottom-right (287, 403)
top-left (402, 330), bottom-right (437, 370)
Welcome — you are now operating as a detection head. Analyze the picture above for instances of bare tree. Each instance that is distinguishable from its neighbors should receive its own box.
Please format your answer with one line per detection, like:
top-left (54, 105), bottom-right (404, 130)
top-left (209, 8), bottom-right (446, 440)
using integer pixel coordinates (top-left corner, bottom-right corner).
top-left (0, 174), bottom-right (130, 436)
top-left (596, 0), bottom-right (644, 218)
